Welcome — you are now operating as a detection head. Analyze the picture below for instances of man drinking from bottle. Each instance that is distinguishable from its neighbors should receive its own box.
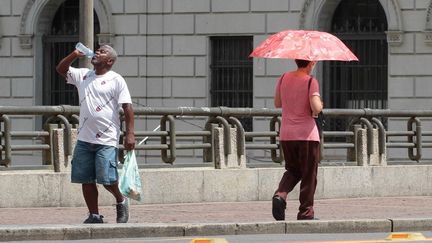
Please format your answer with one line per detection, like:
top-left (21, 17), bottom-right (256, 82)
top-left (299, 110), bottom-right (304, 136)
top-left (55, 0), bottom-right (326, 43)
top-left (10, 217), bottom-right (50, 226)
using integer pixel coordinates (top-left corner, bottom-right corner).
top-left (56, 44), bottom-right (135, 224)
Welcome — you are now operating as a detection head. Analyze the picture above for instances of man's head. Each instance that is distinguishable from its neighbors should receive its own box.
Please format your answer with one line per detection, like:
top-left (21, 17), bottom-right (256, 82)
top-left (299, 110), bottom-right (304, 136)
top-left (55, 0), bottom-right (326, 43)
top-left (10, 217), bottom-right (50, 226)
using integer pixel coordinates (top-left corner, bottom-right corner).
top-left (91, 45), bottom-right (117, 69)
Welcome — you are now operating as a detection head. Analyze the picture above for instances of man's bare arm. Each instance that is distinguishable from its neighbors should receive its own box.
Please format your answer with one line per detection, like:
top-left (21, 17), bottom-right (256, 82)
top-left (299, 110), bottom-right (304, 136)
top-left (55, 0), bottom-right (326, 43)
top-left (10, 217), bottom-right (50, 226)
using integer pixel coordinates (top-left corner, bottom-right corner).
top-left (122, 103), bottom-right (135, 151)
top-left (56, 50), bottom-right (84, 78)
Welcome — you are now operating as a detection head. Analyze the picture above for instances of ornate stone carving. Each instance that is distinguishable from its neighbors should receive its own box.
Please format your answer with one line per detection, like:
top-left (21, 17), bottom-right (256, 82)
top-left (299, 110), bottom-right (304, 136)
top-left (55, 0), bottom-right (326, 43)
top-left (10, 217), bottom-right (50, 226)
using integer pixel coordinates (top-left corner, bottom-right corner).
top-left (19, 0), bottom-right (114, 49)
top-left (385, 31), bottom-right (403, 46)
top-left (424, 31), bottom-right (432, 45)
top-left (97, 33), bottom-right (114, 46)
top-left (300, 0), bottom-right (403, 47)
top-left (425, 3), bottom-right (432, 45)
top-left (299, 0), bottom-right (313, 29)
top-left (19, 34), bottom-right (33, 49)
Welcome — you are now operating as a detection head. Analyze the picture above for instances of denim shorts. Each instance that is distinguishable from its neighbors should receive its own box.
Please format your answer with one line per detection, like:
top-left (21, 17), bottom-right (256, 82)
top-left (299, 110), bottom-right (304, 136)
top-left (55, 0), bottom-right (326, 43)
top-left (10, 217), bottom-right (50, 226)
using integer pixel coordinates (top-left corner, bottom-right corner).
top-left (71, 140), bottom-right (119, 185)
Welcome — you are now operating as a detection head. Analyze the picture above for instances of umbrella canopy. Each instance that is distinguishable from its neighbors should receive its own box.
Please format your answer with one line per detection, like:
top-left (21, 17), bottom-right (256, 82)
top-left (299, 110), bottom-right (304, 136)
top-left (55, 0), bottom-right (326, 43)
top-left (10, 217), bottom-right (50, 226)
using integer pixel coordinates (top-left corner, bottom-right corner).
top-left (250, 29), bottom-right (359, 61)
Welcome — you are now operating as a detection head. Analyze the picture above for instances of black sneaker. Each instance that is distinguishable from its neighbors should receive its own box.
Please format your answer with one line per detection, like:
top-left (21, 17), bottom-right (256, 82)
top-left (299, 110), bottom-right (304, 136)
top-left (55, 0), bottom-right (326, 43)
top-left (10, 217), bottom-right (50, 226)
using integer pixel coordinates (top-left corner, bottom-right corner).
top-left (272, 195), bottom-right (286, 221)
top-left (116, 198), bottom-right (129, 223)
top-left (83, 214), bottom-right (104, 224)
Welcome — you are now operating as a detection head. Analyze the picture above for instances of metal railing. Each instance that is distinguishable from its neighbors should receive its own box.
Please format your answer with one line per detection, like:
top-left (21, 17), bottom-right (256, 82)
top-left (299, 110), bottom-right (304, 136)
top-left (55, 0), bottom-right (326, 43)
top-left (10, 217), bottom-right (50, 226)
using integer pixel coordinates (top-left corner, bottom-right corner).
top-left (1, 106), bottom-right (432, 169)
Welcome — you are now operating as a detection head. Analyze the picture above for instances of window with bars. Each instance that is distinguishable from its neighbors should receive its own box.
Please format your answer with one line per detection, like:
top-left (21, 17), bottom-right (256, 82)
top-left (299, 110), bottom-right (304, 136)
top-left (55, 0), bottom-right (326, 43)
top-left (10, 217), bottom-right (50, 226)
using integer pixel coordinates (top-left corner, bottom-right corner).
top-left (210, 36), bottom-right (254, 131)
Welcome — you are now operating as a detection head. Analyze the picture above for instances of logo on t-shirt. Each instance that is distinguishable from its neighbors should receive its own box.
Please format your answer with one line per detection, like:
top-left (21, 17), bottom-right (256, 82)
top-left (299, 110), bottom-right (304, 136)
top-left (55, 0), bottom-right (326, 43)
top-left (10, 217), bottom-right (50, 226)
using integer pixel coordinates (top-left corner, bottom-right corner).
top-left (95, 122), bottom-right (114, 138)
top-left (95, 96), bottom-right (114, 112)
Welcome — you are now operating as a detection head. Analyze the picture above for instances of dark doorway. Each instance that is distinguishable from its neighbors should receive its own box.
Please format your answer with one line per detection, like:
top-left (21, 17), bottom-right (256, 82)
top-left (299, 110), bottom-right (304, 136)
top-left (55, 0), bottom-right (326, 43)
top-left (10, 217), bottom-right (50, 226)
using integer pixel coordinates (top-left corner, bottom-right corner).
top-left (43, 0), bottom-right (100, 106)
top-left (323, 0), bottom-right (388, 131)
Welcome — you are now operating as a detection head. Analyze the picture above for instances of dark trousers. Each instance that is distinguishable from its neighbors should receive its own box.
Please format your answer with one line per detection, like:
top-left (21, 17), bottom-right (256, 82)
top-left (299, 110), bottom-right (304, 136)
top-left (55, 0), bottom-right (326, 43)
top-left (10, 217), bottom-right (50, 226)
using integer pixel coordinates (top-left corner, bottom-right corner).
top-left (274, 141), bottom-right (320, 220)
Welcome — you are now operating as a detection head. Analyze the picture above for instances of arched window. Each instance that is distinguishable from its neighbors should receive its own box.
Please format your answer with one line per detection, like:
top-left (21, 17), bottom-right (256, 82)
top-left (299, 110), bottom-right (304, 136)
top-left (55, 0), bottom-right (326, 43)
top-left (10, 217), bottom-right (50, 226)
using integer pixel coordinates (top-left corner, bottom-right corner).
top-left (43, 0), bottom-right (100, 105)
top-left (323, 0), bottom-right (388, 130)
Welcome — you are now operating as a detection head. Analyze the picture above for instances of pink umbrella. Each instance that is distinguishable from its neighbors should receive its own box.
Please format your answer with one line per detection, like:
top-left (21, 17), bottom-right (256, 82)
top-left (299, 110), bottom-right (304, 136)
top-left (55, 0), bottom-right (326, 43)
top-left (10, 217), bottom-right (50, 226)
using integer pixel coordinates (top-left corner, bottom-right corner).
top-left (250, 29), bottom-right (359, 61)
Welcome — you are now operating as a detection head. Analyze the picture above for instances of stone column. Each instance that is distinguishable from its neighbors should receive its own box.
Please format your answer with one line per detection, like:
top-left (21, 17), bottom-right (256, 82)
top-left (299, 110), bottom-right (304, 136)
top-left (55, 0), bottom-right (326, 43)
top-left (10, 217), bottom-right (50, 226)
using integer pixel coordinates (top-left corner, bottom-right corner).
top-left (356, 128), bottom-right (368, 166)
top-left (79, 0), bottom-right (94, 68)
top-left (356, 128), bottom-right (387, 166)
top-left (52, 128), bottom-right (77, 172)
top-left (213, 127), bottom-right (246, 169)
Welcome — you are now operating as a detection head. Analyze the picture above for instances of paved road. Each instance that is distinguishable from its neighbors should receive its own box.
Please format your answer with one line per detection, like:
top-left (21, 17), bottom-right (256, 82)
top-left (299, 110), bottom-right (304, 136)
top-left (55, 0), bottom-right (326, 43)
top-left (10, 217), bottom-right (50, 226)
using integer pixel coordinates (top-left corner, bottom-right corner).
top-left (8, 232), bottom-right (432, 243)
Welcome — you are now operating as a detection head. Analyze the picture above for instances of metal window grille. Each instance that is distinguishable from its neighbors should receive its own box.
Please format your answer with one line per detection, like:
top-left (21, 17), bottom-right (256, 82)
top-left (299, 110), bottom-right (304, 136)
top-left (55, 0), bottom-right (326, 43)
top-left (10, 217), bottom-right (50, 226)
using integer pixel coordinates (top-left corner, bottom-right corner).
top-left (210, 36), bottom-right (253, 131)
top-left (43, 0), bottom-right (100, 106)
top-left (324, 0), bottom-right (388, 132)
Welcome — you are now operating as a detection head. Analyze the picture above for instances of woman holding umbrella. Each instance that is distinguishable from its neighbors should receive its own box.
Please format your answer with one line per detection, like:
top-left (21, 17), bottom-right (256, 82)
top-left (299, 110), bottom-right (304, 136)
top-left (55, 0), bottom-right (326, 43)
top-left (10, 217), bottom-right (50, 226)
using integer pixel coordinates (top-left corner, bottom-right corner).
top-left (250, 30), bottom-right (358, 220)
top-left (272, 59), bottom-right (322, 220)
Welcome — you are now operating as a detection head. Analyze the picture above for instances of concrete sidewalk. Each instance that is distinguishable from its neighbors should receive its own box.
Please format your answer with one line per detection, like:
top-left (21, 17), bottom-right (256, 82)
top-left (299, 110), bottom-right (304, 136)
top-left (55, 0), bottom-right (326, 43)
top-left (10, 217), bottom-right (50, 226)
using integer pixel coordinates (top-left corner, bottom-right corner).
top-left (1, 196), bottom-right (432, 241)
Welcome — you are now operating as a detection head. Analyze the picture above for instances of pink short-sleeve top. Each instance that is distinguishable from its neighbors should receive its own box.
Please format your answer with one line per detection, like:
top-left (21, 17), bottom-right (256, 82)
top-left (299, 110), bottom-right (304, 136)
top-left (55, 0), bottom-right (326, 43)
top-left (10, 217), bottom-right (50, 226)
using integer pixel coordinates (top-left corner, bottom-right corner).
top-left (275, 72), bottom-right (321, 142)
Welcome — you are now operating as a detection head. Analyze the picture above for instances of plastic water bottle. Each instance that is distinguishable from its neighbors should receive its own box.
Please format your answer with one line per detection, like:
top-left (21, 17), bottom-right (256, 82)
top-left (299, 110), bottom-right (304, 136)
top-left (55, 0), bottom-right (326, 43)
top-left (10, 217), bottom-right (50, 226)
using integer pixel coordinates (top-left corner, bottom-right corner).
top-left (75, 42), bottom-right (94, 58)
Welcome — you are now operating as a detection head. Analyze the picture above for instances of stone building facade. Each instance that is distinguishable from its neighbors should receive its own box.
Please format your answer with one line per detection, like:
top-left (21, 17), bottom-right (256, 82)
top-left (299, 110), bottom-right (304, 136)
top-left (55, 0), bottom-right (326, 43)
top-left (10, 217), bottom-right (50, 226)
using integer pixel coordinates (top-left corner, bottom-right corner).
top-left (1, 0), bottom-right (432, 164)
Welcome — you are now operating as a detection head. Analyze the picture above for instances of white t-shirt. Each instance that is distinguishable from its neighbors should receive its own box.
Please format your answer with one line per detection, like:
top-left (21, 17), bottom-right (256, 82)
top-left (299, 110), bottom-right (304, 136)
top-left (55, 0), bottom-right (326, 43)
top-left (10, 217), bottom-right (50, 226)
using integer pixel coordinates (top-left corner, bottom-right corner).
top-left (67, 67), bottom-right (132, 147)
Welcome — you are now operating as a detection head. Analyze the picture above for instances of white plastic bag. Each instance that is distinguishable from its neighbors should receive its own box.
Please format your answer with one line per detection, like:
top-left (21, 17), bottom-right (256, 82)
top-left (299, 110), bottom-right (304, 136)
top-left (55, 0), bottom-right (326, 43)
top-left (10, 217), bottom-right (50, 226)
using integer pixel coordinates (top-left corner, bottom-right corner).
top-left (119, 150), bottom-right (143, 201)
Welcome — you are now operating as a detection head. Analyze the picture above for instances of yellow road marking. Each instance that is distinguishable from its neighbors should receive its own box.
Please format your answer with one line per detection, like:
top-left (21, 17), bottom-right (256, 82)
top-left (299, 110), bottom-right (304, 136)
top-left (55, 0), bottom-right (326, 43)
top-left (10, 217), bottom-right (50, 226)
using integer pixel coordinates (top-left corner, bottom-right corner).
top-left (386, 232), bottom-right (426, 241)
top-left (190, 238), bottom-right (229, 243)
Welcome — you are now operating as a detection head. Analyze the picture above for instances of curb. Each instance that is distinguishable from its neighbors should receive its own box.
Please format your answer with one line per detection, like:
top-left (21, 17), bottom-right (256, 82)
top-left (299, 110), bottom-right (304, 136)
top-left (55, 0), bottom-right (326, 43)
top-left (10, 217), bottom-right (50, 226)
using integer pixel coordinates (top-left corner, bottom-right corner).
top-left (2, 218), bottom-right (432, 241)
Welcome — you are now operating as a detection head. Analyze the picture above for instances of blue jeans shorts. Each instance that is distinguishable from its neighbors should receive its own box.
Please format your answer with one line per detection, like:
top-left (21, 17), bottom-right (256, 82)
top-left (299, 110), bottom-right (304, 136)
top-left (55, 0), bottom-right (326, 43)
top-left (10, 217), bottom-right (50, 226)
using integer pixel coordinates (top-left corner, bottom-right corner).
top-left (71, 140), bottom-right (119, 185)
